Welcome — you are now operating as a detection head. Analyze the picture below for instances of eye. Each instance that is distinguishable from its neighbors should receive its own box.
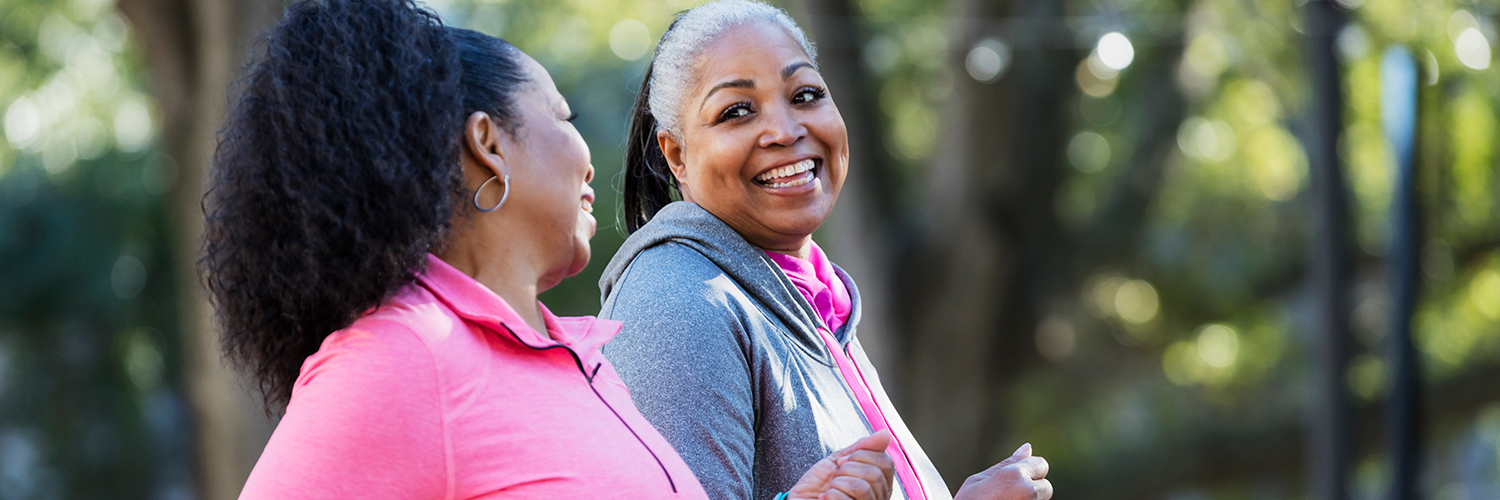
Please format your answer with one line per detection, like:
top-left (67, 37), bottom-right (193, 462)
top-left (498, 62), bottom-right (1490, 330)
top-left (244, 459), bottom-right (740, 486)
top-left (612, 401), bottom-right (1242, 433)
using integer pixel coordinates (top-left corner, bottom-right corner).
top-left (717, 103), bottom-right (753, 123)
top-left (565, 112), bottom-right (578, 122)
top-left (792, 86), bottom-right (826, 105)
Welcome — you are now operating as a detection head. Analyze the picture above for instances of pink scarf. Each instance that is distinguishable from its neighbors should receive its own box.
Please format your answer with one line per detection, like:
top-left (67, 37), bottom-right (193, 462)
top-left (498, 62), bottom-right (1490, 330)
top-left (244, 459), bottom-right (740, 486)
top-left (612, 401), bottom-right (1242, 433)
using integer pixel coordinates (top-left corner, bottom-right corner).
top-left (764, 241), bottom-right (852, 332)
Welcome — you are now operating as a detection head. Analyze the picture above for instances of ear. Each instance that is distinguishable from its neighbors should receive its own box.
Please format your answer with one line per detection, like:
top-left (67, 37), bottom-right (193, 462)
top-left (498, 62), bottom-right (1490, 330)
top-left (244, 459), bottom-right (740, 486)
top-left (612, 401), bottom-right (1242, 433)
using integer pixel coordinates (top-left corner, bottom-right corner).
top-left (657, 129), bottom-right (688, 184)
top-left (464, 111), bottom-right (508, 180)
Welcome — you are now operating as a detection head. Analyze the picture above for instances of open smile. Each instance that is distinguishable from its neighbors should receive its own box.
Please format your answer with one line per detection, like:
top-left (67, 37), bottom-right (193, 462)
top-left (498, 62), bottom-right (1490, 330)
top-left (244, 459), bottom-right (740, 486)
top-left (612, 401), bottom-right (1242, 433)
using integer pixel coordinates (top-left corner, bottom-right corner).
top-left (753, 158), bottom-right (818, 189)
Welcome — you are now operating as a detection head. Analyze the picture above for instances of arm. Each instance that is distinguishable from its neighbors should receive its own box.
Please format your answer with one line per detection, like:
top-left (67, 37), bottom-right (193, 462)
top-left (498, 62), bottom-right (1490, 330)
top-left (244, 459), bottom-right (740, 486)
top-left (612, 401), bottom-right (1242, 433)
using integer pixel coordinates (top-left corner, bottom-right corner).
top-left (603, 249), bottom-right (759, 500)
top-left (239, 324), bottom-right (446, 499)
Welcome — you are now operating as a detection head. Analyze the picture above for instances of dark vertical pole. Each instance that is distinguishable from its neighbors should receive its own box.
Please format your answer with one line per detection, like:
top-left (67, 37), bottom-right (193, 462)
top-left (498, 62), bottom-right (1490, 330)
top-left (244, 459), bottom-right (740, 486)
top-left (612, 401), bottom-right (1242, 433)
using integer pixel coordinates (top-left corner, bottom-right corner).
top-left (1380, 45), bottom-right (1421, 500)
top-left (1305, 1), bottom-right (1353, 500)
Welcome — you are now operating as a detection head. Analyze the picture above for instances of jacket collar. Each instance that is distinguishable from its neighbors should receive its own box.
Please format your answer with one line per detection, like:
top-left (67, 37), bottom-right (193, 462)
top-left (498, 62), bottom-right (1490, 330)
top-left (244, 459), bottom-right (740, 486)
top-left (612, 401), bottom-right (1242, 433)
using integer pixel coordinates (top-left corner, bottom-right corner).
top-left (601, 202), bottom-right (858, 362)
top-left (416, 254), bottom-right (620, 367)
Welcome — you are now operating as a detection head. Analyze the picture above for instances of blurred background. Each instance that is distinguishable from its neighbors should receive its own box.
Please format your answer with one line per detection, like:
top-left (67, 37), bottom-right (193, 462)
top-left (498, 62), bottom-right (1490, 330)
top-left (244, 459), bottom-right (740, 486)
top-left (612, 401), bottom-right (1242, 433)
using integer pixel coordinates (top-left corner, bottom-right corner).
top-left (1, 0), bottom-right (1498, 498)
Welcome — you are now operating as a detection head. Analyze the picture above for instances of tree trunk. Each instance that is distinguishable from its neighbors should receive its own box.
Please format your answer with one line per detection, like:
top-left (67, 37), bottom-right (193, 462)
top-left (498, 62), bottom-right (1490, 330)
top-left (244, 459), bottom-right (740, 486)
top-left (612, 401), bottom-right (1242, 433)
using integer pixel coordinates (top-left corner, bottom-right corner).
top-left (902, 0), bottom-right (1075, 483)
top-left (1303, 1), bottom-right (1354, 499)
top-left (114, 0), bottom-right (283, 498)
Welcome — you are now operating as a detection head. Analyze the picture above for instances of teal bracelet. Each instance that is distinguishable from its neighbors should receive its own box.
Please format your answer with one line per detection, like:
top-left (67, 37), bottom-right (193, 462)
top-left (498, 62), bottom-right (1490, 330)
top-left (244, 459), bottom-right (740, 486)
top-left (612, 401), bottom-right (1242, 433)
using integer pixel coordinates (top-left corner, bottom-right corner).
top-left (773, 493), bottom-right (789, 500)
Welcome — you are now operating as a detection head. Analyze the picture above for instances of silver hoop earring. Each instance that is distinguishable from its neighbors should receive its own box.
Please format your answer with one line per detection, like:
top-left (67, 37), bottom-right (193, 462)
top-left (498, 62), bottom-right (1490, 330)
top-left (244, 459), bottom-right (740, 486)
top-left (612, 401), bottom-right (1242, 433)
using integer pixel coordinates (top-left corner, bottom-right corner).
top-left (473, 174), bottom-right (510, 213)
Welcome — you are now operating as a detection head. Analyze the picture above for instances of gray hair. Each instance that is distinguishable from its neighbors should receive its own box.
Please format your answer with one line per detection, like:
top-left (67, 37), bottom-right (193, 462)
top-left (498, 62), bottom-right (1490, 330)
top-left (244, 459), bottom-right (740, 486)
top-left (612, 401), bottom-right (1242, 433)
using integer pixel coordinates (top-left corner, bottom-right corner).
top-left (647, 0), bottom-right (818, 137)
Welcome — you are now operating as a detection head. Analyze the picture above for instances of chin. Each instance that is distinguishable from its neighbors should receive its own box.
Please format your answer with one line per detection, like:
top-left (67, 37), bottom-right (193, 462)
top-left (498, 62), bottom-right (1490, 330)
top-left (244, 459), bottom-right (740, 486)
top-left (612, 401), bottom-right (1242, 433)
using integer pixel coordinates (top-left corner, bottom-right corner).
top-left (563, 244), bottom-right (591, 277)
top-left (769, 202), bottom-right (833, 235)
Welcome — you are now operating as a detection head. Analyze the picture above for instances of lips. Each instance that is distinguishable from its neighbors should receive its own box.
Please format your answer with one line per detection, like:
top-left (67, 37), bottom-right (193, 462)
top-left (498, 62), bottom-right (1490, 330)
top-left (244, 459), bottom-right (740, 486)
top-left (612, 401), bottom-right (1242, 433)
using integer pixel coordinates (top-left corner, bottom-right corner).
top-left (753, 159), bottom-right (816, 188)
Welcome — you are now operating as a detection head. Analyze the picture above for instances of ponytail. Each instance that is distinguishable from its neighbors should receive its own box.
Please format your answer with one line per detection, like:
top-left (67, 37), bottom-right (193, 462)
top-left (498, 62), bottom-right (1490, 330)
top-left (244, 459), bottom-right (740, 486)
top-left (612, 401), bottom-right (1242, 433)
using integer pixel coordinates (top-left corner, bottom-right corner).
top-left (203, 0), bottom-right (527, 410)
top-left (622, 58), bottom-right (680, 233)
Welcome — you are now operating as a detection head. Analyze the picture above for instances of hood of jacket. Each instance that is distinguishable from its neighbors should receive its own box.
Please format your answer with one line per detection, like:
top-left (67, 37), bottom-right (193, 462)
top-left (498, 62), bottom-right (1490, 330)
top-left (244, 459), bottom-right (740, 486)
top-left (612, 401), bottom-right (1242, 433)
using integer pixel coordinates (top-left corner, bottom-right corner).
top-left (599, 202), bottom-right (863, 356)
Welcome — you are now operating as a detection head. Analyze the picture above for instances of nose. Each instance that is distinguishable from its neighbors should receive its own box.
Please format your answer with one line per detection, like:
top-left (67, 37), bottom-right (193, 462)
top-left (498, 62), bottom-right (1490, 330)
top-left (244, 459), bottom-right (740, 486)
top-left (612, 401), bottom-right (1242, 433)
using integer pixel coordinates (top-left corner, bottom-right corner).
top-left (757, 104), bottom-right (806, 149)
top-left (582, 164), bottom-right (596, 203)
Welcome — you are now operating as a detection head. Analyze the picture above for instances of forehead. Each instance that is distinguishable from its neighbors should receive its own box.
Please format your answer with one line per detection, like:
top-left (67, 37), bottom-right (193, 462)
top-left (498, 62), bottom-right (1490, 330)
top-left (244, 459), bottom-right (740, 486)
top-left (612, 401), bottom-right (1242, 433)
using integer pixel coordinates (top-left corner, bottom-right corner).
top-left (692, 21), bottom-right (812, 89)
top-left (516, 52), bottom-right (563, 105)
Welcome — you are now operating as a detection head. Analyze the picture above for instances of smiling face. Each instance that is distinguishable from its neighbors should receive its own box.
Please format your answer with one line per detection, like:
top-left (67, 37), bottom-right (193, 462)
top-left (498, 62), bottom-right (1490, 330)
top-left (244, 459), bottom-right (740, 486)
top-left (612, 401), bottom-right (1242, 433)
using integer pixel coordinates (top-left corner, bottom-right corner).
top-left (465, 53), bottom-right (596, 290)
top-left (657, 20), bottom-right (849, 254)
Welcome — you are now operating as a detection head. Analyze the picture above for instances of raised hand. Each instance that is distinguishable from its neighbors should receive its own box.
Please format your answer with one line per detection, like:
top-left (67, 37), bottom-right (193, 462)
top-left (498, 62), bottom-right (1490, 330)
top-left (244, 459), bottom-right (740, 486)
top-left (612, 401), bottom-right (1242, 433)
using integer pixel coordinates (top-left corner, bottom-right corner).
top-left (953, 443), bottom-right (1053, 500)
top-left (787, 430), bottom-right (897, 500)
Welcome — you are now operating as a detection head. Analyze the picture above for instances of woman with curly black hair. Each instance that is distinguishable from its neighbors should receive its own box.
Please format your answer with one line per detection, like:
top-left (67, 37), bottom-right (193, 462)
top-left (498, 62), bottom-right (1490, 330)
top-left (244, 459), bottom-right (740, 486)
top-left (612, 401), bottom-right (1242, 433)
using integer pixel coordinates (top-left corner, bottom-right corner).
top-left (202, 0), bottom-right (896, 497)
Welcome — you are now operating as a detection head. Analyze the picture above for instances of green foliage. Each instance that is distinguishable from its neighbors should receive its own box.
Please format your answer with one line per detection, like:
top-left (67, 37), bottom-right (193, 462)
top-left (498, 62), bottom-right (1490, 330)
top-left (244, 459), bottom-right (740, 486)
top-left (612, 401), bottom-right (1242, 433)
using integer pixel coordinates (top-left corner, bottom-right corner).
top-left (0, 0), bottom-right (192, 497)
top-left (5, 0), bottom-right (1500, 497)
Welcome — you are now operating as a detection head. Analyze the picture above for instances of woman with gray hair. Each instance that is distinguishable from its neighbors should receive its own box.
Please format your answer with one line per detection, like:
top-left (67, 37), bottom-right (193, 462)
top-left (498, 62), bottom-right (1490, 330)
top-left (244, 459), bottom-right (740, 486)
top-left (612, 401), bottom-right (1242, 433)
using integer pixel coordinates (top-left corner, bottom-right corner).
top-left (601, 1), bottom-right (1054, 500)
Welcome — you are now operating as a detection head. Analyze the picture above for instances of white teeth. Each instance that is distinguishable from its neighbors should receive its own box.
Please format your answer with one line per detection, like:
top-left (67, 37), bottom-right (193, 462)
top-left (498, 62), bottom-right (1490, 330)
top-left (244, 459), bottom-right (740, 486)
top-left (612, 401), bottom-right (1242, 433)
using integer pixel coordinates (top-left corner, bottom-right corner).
top-left (755, 159), bottom-right (816, 183)
top-left (767, 174), bottom-right (815, 189)
top-left (581, 200), bottom-right (593, 213)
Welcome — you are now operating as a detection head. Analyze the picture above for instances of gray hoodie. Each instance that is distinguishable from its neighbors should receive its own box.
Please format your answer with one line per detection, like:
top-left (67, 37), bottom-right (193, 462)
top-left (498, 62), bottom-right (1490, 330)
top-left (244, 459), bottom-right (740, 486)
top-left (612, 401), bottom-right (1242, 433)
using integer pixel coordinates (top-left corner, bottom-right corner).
top-left (600, 202), bottom-right (951, 500)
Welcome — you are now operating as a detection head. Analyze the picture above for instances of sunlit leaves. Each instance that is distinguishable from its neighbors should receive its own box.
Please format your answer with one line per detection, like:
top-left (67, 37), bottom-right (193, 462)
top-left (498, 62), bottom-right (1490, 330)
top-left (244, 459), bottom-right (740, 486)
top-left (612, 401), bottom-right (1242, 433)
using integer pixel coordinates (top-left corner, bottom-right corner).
top-left (1449, 86), bottom-right (1494, 227)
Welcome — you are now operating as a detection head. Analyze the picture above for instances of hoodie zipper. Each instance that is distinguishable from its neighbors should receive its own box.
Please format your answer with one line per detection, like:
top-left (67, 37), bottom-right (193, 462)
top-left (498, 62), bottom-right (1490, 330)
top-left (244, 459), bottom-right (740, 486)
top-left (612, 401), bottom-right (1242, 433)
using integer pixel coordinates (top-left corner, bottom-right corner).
top-left (500, 324), bottom-right (678, 493)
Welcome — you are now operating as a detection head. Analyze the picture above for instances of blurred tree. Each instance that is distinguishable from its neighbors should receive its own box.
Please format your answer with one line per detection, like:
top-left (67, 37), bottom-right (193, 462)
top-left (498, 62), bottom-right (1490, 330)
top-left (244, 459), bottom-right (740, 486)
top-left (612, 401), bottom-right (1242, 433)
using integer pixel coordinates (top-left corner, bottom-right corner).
top-left (0, 0), bottom-right (214, 497)
top-left (7, 0), bottom-right (1500, 497)
top-left (113, 0), bottom-right (282, 498)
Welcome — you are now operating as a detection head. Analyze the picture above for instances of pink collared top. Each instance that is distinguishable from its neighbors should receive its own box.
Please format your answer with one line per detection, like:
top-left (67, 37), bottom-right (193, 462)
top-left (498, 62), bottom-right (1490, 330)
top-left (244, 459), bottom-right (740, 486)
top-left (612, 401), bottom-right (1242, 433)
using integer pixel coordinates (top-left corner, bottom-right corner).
top-left (764, 241), bottom-right (852, 333)
top-left (239, 254), bottom-right (708, 500)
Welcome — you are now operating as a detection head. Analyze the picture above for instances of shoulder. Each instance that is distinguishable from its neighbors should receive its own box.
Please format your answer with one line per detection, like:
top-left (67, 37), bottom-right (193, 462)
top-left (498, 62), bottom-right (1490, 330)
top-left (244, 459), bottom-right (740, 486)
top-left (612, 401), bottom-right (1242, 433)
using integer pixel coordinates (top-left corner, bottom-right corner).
top-left (295, 316), bottom-right (436, 401)
top-left (295, 283), bottom-right (473, 400)
top-left (610, 242), bottom-right (755, 314)
top-left (247, 312), bottom-right (449, 498)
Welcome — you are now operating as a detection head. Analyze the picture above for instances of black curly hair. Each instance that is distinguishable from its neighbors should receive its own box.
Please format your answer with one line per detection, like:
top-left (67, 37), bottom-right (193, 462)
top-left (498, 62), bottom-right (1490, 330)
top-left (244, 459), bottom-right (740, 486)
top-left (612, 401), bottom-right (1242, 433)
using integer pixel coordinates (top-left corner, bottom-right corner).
top-left (201, 0), bottom-right (529, 410)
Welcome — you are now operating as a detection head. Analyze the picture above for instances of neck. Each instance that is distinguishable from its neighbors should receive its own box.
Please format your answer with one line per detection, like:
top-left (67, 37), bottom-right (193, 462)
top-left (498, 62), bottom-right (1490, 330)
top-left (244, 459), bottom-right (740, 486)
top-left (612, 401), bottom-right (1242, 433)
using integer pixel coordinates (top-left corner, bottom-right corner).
top-left (435, 240), bottom-right (548, 337)
top-left (759, 236), bottom-right (813, 261)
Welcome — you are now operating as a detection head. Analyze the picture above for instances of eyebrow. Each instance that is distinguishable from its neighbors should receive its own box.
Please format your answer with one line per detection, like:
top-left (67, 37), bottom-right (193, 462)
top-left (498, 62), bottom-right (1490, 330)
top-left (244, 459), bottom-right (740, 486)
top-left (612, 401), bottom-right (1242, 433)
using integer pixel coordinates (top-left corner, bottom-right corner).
top-left (696, 61), bottom-right (817, 113)
top-left (781, 61), bottom-right (814, 80)
top-left (700, 78), bottom-right (755, 112)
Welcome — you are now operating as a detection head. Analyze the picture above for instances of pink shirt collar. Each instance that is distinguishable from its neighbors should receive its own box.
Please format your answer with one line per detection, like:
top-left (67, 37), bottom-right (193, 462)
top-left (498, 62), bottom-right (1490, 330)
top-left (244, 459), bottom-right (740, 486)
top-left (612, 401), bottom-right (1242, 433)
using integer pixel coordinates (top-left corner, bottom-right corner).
top-left (764, 241), bottom-right (852, 334)
top-left (415, 254), bottom-right (621, 366)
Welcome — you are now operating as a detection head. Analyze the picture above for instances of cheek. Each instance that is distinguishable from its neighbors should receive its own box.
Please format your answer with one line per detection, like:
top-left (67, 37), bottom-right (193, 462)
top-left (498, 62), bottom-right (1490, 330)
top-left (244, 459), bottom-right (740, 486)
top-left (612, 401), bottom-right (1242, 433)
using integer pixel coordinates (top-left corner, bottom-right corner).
top-left (810, 115), bottom-right (849, 184)
top-left (687, 134), bottom-right (756, 191)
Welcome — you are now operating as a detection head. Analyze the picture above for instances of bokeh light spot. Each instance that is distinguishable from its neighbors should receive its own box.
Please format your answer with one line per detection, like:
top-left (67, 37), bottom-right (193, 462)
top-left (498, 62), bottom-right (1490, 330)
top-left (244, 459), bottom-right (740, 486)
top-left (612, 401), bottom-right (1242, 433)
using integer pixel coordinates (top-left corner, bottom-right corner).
top-left (1076, 56), bottom-right (1119, 97)
top-left (4, 97), bottom-right (41, 148)
top-left (863, 35), bottom-right (900, 75)
top-left (1455, 28), bottom-right (1491, 70)
top-left (1096, 32), bottom-right (1134, 71)
top-left (111, 255), bottom-right (146, 300)
top-left (1346, 353), bottom-right (1386, 401)
top-left (124, 330), bottom-right (163, 393)
top-left (1035, 317), bottom-right (1076, 361)
top-left (608, 20), bottom-right (651, 61)
top-left (1196, 324), bottom-right (1239, 368)
top-left (1469, 268), bottom-right (1500, 319)
top-left (114, 97), bottom-right (153, 152)
top-left (965, 38), bottom-right (1010, 83)
top-left (1114, 280), bottom-right (1160, 324)
top-left (1067, 131), bottom-right (1111, 173)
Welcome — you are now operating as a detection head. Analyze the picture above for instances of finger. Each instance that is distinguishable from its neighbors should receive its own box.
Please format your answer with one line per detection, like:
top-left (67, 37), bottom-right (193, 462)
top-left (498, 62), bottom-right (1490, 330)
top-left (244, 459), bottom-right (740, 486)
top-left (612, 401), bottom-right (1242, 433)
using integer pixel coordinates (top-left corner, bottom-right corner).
top-left (845, 429), bottom-right (893, 453)
top-left (817, 489), bottom-right (856, 500)
top-left (1033, 478), bottom-right (1054, 499)
top-left (843, 449), bottom-right (896, 475)
top-left (826, 475), bottom-right (877, 500)
top-left (829, 430), bottom-right (894, 464)
top-left (1017, 456), bottom-right (1050, 480)
top-left (834, 461), bottom-right (888, 487)
top-left (979, 443), bottom-right (1034, 474)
